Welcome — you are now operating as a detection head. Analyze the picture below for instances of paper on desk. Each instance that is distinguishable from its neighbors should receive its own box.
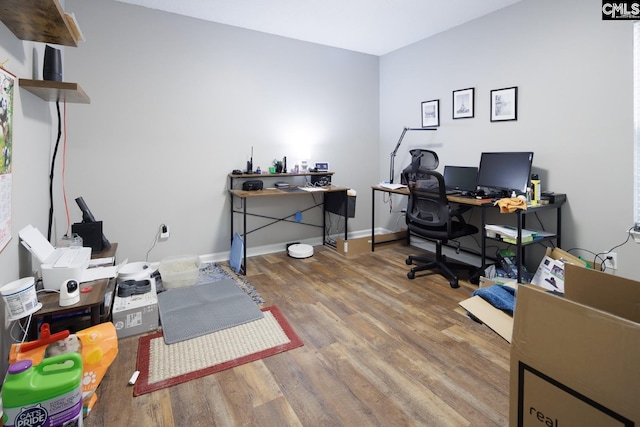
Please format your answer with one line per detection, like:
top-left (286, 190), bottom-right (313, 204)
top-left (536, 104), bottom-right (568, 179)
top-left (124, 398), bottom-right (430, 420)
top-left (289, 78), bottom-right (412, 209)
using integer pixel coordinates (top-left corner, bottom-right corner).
top-left (89, 257), bottom-right (115, 268)
top-left (379, 182), bottom-right (406, 190)
top-left (80, 259), bottom-right (127, 282)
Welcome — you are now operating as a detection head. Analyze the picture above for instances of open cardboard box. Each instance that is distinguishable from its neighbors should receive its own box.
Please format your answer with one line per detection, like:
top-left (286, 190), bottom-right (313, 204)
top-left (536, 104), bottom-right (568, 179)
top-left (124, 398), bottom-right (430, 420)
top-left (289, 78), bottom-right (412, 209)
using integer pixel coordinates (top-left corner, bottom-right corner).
top-left (509, 264), bottom-right (640, 426)
top-left (459, 247), bottom-right (587, 343)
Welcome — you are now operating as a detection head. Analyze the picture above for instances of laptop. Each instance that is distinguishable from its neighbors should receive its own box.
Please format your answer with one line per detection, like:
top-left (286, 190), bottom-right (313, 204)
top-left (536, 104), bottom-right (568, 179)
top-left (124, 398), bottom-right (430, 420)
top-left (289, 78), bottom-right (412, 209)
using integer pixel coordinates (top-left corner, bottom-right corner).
top-left (443, 165), bottom-right (478, 195)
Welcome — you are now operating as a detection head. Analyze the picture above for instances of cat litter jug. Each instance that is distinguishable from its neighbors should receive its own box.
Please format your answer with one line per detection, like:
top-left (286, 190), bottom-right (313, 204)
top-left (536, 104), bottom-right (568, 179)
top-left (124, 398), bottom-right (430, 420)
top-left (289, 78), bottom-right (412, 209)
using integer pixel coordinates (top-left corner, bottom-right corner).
top-left (2, 353), bottom-right (83, 427)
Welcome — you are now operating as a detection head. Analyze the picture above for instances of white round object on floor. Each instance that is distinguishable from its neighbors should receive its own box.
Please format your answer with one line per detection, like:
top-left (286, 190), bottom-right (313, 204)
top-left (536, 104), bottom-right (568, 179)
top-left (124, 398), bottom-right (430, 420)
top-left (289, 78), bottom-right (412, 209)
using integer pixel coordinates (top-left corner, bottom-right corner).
top-left (288, 244), bottom-right (314, 259)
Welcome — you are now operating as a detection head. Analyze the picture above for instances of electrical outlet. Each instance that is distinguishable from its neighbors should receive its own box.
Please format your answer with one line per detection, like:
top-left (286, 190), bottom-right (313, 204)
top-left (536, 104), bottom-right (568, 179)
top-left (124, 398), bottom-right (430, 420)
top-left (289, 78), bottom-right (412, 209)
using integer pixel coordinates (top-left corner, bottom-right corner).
top-left (604, 251), bottom-right (618, 270)
top-left (159, 224), bottom-right (170, 241)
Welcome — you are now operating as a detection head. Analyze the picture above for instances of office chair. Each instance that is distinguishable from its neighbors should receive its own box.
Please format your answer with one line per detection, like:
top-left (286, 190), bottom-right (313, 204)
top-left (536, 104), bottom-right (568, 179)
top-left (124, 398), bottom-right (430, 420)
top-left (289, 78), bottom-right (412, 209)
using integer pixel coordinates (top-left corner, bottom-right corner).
top-left (403, 168), bottom-right (479, 288)
top-left (401, 149), bottom-right (439, 184)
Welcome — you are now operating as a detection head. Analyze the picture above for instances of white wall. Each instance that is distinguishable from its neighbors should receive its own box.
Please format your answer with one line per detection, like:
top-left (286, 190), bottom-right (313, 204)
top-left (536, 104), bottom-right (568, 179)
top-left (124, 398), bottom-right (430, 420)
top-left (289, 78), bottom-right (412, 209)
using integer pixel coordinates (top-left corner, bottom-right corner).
top-left (63, 0), bottom-right (380, 264)
top-left (379, 0), bottom-right (639, 279)
top-left (0, 29), bottom-right (62, 377)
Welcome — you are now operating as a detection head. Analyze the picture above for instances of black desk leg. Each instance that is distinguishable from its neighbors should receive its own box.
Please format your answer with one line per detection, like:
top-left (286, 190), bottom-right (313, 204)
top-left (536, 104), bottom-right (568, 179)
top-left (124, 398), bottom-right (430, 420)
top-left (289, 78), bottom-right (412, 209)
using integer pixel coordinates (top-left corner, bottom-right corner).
top-left (242, 198), bottom-right (247, 275)
top-left (371, 188), bottom-right (376, 251)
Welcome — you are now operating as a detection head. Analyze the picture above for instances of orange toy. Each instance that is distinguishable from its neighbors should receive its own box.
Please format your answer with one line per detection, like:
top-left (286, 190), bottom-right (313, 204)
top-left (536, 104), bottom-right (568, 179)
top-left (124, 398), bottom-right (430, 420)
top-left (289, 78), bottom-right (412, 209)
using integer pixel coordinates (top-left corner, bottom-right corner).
top-left (9, 322), bottom-right (119, 406)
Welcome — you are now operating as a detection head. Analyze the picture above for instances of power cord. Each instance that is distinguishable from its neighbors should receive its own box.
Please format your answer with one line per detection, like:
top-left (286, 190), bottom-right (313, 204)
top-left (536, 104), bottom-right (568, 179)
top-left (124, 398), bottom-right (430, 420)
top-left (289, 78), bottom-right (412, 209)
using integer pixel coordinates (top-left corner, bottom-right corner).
top-left (146, 227), bottom-right (162, 262)
top-left (567, 228), bottom-right (632, 272)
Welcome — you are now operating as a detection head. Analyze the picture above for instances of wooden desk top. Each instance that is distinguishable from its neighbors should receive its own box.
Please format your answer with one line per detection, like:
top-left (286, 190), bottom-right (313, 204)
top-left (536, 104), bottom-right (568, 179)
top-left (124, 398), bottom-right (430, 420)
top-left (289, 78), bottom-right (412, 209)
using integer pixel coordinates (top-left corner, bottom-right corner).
top-left (373, 185), bottom-right (564, 210)
top-left (231, 185), bottom-right (349, 198)
top-left (372, 185), bottom-right (493, 205)
top-left (229, 171), bottom-right (334, 178)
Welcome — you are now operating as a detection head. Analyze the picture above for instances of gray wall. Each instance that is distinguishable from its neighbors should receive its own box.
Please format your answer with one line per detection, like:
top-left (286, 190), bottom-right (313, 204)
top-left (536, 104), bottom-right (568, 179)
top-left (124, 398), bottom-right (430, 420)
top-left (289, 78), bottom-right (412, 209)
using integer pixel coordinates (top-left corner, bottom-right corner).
top-left (379, 0), bottom-right (639, 278)
top-left (63, 0), bottom-right (380, 264)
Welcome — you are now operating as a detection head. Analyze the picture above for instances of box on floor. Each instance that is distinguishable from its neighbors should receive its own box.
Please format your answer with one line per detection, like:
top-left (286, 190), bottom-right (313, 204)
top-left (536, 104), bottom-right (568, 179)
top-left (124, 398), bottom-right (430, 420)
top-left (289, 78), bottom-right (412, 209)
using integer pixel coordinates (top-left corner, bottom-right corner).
top-left (336, 230), bottom-right (407, 257)
top-left (509, 263), bottom-right (640, 426)
top-left (111, 278), bottom-right (159, 339)
top-left (459, 247), bottom-right (588, 343)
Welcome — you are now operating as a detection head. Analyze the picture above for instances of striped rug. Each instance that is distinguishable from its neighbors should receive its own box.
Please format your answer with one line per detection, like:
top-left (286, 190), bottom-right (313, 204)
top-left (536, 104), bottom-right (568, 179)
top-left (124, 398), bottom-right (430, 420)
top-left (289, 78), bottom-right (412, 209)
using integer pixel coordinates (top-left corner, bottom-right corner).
top-left (134, 306), bottom-right (303, 396)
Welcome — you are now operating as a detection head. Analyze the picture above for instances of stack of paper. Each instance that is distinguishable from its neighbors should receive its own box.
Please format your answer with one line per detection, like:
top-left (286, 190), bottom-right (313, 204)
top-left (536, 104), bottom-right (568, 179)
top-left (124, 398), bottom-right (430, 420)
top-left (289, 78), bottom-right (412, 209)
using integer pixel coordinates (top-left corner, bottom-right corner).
top-left (378, 182), bottom-right (406, 190)
top-left (484, 225), bottom-right (554, 244)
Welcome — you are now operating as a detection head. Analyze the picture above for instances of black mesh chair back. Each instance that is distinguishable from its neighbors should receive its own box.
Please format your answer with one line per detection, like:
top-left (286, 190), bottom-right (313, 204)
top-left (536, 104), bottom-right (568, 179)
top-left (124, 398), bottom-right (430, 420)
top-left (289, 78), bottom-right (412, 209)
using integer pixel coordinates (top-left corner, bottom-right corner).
top-left (401, 149), bottom-right (439, 184)
top-left (403, 168), bottom-right (479, 288)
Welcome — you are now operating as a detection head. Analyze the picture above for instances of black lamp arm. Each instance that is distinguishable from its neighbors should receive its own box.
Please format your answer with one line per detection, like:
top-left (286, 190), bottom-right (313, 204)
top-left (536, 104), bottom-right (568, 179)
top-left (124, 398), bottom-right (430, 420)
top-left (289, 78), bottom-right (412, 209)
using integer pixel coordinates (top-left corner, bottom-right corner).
top-left (388, 127), bottom-right (437, 184)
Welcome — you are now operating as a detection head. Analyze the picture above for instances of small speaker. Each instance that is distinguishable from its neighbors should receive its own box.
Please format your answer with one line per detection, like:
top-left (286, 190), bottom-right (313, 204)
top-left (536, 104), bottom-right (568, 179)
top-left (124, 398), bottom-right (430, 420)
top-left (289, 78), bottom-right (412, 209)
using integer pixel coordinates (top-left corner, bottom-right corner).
top-left (43, 45), bottom-right (62, 81)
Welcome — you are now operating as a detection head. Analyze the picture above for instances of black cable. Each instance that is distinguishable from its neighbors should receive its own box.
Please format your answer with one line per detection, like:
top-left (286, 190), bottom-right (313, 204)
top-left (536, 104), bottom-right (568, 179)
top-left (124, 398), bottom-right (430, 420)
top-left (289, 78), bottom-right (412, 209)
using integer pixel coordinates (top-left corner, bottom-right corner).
top-left (47, 101), bottom-right (62, 242)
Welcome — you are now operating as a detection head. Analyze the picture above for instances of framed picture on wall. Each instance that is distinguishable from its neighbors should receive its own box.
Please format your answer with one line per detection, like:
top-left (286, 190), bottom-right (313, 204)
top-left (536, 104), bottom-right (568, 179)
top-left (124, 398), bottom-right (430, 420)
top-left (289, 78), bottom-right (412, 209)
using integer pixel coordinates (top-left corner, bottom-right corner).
top-left (490, 86), bottom-right (518, 122)
top-left (421, 99), bottom-right (440, 127)
top-left (453, 88), bottom-right (474, 119)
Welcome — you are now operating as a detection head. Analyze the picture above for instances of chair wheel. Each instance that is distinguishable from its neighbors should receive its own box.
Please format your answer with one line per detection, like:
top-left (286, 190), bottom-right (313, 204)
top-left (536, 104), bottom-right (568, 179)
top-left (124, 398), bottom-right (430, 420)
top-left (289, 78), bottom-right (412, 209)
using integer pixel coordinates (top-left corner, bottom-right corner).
top-left (449, 279), bottom-right (460, 288)
top-left (405, 258), bottom-right (413, 265)
top-left (407, 271), bottom-right (415, 279)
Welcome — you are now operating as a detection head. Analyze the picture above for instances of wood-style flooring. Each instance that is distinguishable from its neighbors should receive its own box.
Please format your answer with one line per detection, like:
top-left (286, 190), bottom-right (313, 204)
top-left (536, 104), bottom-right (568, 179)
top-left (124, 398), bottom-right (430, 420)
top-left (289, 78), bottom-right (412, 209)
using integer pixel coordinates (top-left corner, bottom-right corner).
top-left (84, 245), bottom-right (510, 426)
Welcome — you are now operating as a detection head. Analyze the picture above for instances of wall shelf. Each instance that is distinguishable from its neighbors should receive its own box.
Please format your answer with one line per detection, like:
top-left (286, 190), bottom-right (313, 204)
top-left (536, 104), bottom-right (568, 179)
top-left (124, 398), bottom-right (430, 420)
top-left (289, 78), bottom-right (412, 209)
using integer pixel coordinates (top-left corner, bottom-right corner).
top-left (19, 79), bottom-right (90, 104)
top-left (0, 0), bottom-right (80, 47)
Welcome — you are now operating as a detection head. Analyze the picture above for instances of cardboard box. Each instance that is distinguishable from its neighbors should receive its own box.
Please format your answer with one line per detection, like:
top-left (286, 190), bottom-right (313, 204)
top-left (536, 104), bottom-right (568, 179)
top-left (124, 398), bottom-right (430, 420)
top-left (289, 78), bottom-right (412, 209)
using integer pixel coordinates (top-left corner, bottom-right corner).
top-left (336, 230), bottom-right (407, 257)
top-left (112, 279), bottom-right (159, 339)
top-left (459, 276), bottom-right (517, 342)
top-left (460, 247), bottom-right (591, 343)
top-left (510, 264), bottom-right (640, 426)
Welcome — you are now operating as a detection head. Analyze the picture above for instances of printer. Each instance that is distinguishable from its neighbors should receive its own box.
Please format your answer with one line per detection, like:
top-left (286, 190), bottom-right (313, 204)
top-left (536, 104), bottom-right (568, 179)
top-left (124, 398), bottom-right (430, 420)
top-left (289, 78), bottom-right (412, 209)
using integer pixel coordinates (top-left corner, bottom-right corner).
top-left (19, 225), bottom-right (91, 290)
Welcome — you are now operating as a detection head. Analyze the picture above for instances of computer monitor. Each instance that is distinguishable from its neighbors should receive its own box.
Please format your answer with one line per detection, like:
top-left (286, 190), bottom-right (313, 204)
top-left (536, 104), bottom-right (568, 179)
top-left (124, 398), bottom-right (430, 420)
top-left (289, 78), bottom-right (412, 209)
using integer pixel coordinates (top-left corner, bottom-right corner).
top-left (476, 152), bottom-right (534, 195)
top-left (443, 165), bottom-right (478, 193)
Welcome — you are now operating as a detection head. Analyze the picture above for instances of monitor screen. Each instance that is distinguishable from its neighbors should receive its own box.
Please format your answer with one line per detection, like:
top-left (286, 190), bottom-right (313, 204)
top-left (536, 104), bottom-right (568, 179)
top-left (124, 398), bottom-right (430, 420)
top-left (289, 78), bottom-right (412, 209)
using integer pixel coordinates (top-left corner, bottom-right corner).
top-left (476, 152), bottom-right (534, 194)
top-left (443, 165), bottom-right (478, 192)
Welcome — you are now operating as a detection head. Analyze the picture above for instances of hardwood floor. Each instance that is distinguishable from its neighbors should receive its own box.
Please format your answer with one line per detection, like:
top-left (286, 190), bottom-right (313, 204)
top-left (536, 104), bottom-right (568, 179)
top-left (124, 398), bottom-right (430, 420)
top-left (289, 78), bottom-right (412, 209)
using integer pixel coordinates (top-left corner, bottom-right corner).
top-left (84, 245), bottom-right (510, 426)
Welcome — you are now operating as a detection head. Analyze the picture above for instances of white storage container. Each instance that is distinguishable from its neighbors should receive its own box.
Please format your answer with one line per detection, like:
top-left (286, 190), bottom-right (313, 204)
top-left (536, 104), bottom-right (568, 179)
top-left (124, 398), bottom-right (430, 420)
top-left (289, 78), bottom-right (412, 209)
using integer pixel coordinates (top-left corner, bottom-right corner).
top-left (159, 255), bottom-right (201, 289)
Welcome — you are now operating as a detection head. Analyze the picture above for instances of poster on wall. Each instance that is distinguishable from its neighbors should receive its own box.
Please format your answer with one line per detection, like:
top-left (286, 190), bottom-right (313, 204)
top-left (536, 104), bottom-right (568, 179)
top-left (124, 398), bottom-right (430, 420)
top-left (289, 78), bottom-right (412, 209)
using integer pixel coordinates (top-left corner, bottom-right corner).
top-left (0, 66), bottom-right (15, 253)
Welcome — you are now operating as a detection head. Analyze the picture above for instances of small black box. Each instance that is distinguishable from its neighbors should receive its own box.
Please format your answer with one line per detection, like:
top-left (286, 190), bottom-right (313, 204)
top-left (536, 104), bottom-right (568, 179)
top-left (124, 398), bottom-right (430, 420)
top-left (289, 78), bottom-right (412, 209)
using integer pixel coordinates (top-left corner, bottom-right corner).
top-left (542, 192), bottom-right (566, 204)
top-left (72, 221), bottom-right (103, 253)
top-left (242, 180), bottom-right (263, 191)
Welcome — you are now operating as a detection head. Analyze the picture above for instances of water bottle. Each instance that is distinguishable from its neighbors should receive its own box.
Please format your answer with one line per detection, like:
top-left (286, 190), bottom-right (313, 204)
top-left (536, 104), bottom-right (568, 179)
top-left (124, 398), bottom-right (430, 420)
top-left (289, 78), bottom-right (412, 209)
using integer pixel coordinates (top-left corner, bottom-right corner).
top-left (530, 174), bottom-right (541, 206)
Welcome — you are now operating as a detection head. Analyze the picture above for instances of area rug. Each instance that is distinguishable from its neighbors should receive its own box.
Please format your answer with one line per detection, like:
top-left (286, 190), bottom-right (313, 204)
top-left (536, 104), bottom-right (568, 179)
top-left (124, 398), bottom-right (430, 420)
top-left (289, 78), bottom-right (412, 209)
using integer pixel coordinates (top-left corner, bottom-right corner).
top-left (197, 262), bottom-right (265, 305)
top-left (134, 306), bottom-right (303, 396)
top-left (157, 278), bottom-right (265, 344)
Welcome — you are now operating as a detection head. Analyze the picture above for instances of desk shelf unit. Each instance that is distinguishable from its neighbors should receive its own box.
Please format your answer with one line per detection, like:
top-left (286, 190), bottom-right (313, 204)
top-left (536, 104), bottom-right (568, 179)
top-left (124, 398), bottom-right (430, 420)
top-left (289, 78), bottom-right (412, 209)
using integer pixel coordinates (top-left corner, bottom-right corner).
top-left (28, 243), bottom-right (118, 339)
top-left (478, 201), bottom-right (564, 283)
top-left (372, 186), bottom-right (565, 283)
top-left (228, 172), bottom-right (349, 274)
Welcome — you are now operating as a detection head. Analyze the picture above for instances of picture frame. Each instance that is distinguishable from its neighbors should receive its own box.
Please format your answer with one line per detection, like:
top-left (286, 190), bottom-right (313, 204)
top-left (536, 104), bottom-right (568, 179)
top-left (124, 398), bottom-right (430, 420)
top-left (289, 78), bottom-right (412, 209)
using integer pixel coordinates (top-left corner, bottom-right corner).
top-left (452, 88), bottom-right (474, 119)
top-left (490, 86), bottom-right (518, 122)
top-left (421, 99), bottom-right (439, 127)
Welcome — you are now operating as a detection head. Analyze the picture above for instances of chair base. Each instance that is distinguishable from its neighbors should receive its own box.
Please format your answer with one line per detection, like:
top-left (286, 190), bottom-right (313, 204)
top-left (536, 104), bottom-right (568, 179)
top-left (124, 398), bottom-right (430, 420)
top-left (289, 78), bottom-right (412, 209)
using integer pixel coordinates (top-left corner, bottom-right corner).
top-left (406, 254), bottom-right (461, 288)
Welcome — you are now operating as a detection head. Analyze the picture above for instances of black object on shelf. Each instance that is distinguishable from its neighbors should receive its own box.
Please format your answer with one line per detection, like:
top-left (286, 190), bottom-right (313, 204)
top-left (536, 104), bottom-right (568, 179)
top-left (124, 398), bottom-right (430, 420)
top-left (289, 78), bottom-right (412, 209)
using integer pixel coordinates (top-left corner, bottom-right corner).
top-left (75, 197), bottom-right (111, 250)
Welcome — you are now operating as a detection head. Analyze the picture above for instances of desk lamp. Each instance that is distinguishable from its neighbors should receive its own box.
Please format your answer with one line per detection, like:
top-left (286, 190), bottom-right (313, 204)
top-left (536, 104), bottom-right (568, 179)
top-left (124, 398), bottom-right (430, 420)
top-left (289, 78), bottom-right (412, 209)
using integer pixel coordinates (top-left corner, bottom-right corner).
top-left (389, 127), bottom-right (437, 183)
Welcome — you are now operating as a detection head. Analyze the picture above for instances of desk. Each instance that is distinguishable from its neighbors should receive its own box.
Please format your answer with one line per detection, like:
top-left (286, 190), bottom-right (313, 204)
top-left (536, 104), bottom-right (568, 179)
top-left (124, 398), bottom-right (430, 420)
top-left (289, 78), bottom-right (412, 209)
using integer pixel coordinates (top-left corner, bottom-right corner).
top-left (229, 174), bottom-right (349, 274)
top-left (28, 243), bottom-right (118, 339)
top-left (372, 185), bottom-right (565, 282)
